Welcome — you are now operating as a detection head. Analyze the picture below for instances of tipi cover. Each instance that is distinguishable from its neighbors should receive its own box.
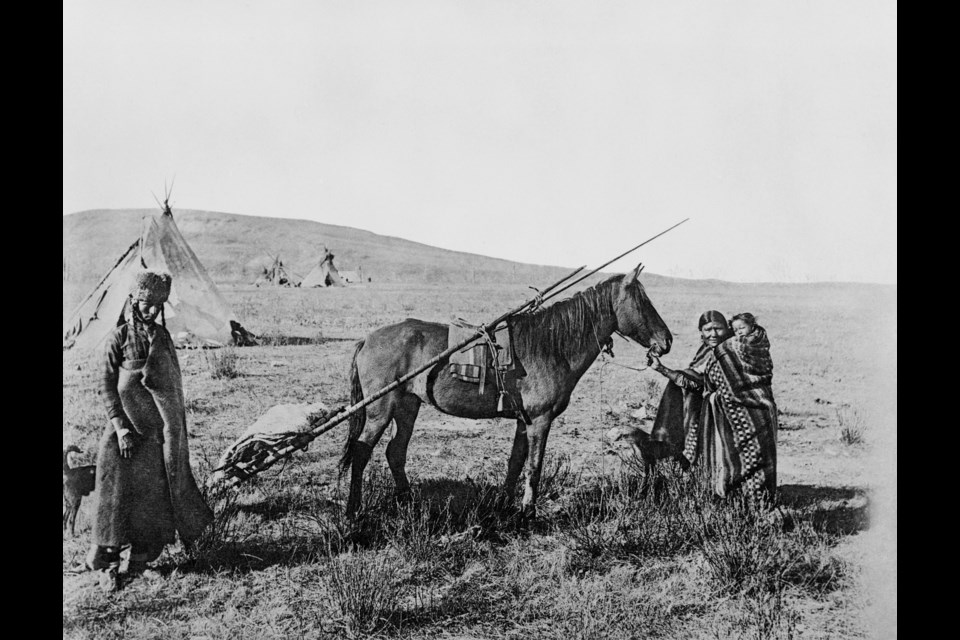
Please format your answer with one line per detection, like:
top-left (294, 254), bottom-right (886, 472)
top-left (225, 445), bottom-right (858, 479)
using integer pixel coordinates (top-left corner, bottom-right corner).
top-left (300, 248), bottom-right (346, 288)
top-left (63, 206), bottom-right (245, 350)
top-left (252, 254), bottom-right (298, 287)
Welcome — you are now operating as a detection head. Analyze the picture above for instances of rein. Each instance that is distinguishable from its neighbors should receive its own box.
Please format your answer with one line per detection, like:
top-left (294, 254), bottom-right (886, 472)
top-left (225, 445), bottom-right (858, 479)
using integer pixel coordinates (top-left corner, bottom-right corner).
top-left (593, 328), bottom-right (651, 374)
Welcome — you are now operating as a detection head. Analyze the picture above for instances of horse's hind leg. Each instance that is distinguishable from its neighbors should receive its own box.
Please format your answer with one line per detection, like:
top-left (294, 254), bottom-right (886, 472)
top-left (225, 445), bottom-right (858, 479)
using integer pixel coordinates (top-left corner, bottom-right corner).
top-left (386, 394), bottom-right (420, 503)
top-left (346, 395), bottom-right (396, 517)
top-left (504, 418), bottom-right (529, 501)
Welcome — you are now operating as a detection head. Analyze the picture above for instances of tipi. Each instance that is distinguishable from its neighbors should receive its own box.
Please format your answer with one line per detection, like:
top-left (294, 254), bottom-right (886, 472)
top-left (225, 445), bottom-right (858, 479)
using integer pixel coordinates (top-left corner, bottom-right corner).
top-left (254, 254), bottom-right (297, 287)
top-left (63, 199), bottom-right (254, 350)
top-left (300, 246), bottom-right (346, 287)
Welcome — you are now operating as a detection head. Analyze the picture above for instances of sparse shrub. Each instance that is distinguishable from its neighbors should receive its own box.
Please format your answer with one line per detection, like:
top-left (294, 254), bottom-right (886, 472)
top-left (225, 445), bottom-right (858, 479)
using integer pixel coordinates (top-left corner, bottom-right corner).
top-left (184, 482), bottom-right (251, 567)
top-left (564, 460), bottom-right (699, 562)
top-left (204, 346), bottom-right (241, 379)
top-left (387, 500), bottom-right (448, 565)
top-left (836, 407), bottom-right (865, 446)
top-left (692, 494), bottom-right (848, 598)
top-left (326, 550), bottom-right (402, 636)
top-left (711, 592), bottom-right (802, 640)
top-left (537, 452), bottom-right (579, 502)
top-left (183, 397), bottom-right (214, 414)
top-left (745, 592), bottom-right (802, 640)
top-left (639, 375), bottom-right (664, 405)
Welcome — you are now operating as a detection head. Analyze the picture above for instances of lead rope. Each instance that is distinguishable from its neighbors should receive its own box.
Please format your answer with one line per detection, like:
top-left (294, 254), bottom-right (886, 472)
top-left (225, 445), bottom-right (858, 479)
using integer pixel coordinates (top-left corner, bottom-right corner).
top-left (593, 331), bottom-right (656, 474)
top-left (593, 329), bottom-right (618, 478)
top-left (596, 335), bottom-right (611, 477)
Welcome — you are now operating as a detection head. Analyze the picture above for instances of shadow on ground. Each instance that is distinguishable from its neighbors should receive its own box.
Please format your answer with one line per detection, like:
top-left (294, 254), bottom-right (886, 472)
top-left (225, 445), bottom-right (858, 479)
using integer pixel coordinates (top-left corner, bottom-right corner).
top-left (779, 484), bottom-right (869, 535)
top-left (256, 334), bottom-right (355, 346)
top-left (234, 491), bottom-right (340, 520)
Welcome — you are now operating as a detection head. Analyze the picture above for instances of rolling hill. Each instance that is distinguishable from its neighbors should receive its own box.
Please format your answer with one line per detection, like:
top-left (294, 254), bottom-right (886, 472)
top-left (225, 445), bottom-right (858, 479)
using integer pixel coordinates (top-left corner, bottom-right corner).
top-left (62, 208), bottom-right (678, 313)
top-left (62, 208), bottom-right (893, 321)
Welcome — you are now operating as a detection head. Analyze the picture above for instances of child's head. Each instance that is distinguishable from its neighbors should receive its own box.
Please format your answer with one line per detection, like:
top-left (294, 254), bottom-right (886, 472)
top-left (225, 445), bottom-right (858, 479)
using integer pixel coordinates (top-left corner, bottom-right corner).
top-left (730, 312), bottom-right (757, 337)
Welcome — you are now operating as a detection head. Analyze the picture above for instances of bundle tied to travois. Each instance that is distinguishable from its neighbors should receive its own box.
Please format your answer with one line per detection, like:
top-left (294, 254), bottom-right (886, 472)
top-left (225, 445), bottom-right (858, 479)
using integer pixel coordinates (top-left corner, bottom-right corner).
top-left (210, 402), bottom-right (343, 484)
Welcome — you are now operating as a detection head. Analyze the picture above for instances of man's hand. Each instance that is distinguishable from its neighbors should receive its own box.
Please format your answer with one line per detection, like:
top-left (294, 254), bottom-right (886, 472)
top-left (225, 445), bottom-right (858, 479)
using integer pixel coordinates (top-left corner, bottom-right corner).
top-left (118, 432), bottom-right (136, 458)
top-left (112, 417), bottom-right (136, 459)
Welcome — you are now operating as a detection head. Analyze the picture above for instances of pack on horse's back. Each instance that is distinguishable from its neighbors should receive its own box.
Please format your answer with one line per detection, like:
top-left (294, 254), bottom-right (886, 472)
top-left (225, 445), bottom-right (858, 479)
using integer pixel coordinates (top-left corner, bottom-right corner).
top-left (445, 318), bottom-right (528, 420)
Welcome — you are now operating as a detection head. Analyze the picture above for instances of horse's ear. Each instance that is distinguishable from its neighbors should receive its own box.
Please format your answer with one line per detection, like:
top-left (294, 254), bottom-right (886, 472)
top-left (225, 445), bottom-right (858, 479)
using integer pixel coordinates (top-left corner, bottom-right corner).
top-left (624, 263), bottom-right (643, 285)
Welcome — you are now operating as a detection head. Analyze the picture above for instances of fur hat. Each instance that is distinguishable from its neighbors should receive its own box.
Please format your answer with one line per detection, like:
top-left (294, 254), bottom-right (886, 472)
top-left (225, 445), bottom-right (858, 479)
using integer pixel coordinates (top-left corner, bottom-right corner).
top-left (131, 269), bottom-right (173, 304)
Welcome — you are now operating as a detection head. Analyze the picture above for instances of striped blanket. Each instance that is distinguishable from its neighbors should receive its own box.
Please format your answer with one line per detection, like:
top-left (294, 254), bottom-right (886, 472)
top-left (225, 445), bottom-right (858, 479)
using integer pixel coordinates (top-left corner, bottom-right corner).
top-left (447, 320), bottom-right (513, 388)
top-left (683, 326), bottom-right (778, 503)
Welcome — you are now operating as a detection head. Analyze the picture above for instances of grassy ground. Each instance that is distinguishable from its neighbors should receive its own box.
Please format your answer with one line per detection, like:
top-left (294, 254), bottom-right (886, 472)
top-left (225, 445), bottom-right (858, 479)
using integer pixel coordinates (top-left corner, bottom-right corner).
top-left (63, 280), bottom-right (895, 639)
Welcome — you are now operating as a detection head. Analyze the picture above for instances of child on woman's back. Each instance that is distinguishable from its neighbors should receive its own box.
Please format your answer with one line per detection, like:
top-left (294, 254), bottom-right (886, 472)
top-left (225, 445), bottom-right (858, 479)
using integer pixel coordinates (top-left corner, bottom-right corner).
top-left (730, 312), bottom-right (759, 338)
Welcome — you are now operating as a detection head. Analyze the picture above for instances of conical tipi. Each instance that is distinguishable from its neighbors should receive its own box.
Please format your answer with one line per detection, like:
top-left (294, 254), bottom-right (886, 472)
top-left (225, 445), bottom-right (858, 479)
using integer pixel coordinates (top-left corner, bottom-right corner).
top-left (300, 246), bottom-right (346, 287)
top-left (253, 254), bottom-right (297, 287)
top-left (63, 200), bottom-right (254, 350)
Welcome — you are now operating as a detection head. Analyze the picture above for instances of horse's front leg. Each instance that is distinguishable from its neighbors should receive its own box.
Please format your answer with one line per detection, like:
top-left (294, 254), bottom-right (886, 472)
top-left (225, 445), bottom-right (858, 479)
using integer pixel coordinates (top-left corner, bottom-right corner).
top-left (504, 418), bottom-right (529, 501)
top-left (520, 415), bottom-right (553, 516)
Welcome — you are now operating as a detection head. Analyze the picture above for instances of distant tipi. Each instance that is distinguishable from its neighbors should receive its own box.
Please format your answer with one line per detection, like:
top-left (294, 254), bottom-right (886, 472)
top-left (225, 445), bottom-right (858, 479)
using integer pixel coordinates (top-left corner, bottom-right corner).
top-left (253, 254), bottom-right (297, 287)
top-left (300, 246), bottom-right (346, 287)
top-left (63, 197), bottom-right (255, 350)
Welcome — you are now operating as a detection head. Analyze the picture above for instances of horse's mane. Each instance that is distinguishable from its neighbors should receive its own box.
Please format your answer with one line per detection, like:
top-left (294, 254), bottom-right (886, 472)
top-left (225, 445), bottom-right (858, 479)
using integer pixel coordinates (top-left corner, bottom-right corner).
top-left (511, 274), bottom-right (622, 364)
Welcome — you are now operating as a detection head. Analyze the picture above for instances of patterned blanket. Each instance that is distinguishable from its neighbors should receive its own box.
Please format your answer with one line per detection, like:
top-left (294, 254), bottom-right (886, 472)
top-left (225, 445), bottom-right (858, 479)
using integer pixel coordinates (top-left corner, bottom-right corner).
top-left (448, 320), bottom-right (513, 387)
top-left (683, 326), bottom-right (778, 502)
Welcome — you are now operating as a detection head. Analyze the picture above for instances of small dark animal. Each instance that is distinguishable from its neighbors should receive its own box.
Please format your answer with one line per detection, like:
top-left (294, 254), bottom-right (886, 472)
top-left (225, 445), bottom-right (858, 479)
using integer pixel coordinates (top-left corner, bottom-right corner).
top-left (606, 425), bottom-right (671, 473)
top-left (606, 425), bottom-right (686, 499)
top-left (63, 445), bottom-right (96, 538)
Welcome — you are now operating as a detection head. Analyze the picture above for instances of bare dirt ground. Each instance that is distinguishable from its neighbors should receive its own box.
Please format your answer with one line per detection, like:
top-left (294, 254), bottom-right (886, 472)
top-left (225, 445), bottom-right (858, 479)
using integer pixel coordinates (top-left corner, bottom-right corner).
top-left (63, 281), bottom-right (896, 639)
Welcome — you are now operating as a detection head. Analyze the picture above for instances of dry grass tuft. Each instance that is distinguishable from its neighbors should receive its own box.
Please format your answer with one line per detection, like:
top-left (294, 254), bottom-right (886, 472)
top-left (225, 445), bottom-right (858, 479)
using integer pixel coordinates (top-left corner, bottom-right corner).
top-left (203, 346), bottom-right (242, 379)
top-left (836, 407), bottom-right (866, 446)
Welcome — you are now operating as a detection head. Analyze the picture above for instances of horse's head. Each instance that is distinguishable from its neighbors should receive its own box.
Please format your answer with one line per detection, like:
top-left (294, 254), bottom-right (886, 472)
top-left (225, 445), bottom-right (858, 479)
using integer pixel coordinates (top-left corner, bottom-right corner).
top-left (613, 263), bottom-right (672, 355)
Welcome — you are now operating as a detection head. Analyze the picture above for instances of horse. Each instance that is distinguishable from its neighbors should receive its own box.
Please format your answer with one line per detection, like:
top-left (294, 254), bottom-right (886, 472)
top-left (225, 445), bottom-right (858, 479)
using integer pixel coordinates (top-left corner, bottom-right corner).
top-left (340, 263), bottom-right (673, 516)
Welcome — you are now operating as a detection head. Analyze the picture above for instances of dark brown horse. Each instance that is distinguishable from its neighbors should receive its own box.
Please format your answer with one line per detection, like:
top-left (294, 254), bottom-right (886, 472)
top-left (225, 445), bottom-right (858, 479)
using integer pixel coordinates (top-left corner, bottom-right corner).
top-left (340, 264), bottom-right (672, 516)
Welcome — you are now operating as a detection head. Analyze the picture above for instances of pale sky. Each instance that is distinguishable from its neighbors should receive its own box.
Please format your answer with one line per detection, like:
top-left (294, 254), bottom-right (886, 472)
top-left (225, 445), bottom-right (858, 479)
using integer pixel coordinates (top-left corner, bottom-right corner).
top-left (63, 0), bottom-right (897, 284)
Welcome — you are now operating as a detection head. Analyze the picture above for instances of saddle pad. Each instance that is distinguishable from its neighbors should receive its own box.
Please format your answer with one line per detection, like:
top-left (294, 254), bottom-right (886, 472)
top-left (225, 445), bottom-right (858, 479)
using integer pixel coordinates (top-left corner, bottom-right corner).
top-left (447, 321), bottom-right (513, 370)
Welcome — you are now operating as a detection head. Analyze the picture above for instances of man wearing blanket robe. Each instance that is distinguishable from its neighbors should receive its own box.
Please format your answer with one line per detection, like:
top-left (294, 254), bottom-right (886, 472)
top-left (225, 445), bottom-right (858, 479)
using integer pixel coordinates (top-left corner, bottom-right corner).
top-left (86, 270), bottom-right (214, 592)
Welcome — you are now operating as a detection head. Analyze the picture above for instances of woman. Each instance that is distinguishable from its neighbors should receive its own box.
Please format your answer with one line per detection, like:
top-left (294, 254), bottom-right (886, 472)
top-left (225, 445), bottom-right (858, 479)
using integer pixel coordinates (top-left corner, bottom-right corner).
top-left (647, 310), bottom-right (778, 505)
top-left (85, 270), bottom-right (214, 592)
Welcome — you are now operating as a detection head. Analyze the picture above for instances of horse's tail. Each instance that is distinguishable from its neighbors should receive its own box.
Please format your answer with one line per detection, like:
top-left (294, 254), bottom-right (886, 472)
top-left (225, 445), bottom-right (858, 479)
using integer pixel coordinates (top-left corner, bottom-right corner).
top-left (339, 339), bottom-right (366, 475)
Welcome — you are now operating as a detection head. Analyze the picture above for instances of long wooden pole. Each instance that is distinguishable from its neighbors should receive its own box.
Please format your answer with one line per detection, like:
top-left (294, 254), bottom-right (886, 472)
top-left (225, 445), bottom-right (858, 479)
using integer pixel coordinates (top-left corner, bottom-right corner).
top-left (534, 218), bottom-right (689, 307)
